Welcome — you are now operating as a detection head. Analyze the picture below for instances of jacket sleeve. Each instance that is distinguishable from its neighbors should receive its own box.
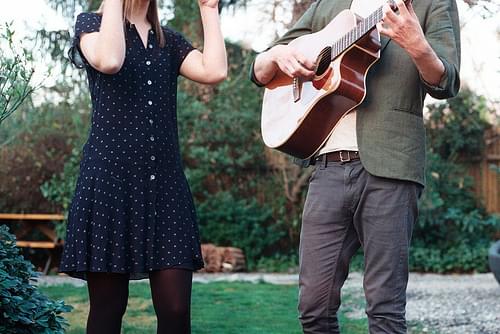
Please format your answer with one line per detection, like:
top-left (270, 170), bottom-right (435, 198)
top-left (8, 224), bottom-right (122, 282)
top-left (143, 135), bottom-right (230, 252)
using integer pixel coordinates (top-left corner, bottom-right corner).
top-left (421, 0), bottom-right (461, 99)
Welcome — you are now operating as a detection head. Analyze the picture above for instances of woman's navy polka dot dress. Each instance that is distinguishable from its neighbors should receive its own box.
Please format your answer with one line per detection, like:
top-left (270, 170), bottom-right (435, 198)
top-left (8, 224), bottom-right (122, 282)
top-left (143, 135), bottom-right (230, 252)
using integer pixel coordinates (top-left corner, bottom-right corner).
top-left (59, 12), bottom-right (204, 280)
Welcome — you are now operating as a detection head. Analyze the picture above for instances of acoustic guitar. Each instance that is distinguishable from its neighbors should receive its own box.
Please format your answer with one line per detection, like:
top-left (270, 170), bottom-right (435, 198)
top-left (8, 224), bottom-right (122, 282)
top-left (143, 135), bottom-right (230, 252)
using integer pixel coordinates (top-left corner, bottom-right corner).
top-left (261, 0), bottom-right (408, 159)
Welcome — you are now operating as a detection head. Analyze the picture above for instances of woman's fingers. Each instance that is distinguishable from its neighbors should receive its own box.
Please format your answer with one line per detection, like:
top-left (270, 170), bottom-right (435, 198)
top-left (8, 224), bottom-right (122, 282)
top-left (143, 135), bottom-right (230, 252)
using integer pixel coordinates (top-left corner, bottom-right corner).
top-left (199, 0), bottom-right (219, 8)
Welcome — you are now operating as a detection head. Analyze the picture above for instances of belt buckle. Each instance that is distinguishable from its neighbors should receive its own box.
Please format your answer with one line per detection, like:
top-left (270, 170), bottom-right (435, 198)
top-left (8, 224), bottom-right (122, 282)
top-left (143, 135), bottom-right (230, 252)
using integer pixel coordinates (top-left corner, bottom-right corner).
top-left (339, 151), bottom-right (351, 163)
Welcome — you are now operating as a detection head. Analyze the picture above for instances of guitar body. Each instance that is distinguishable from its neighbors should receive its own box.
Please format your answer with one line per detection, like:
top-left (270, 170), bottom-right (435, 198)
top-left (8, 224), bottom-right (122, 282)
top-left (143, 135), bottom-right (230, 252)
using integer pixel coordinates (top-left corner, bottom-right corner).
top-left (261, 9), bottom-right (382, 159)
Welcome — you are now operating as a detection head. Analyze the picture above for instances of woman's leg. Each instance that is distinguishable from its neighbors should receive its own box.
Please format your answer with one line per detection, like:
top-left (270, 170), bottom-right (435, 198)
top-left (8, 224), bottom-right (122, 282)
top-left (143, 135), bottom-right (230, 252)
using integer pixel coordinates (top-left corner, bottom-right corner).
top-left (149, 268), bottom-right (193, 334)
top-left (86, 272), bottom-right (130, 334)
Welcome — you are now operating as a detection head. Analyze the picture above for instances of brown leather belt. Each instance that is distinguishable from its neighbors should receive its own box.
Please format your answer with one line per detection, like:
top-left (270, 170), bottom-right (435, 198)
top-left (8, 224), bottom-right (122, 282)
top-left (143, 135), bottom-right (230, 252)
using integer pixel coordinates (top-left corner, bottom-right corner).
top-left (315, 150), bottom-right (360, 164)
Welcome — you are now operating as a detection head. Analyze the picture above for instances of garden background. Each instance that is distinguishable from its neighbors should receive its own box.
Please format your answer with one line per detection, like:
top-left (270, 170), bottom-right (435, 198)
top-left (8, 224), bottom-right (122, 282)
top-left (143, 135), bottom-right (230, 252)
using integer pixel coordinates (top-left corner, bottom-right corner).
top-left (1, 0), bottom-right (499, 333)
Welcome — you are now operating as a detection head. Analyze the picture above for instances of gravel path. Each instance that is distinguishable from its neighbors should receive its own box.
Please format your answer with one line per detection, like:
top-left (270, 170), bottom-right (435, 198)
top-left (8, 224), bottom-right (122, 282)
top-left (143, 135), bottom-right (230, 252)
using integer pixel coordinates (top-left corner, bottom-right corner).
top-left (341, 272), bottom-right (500, 334)
top-left (405, 273), bottom-right (500, 334)
top-left (37, 272), bottom-right (500, 333)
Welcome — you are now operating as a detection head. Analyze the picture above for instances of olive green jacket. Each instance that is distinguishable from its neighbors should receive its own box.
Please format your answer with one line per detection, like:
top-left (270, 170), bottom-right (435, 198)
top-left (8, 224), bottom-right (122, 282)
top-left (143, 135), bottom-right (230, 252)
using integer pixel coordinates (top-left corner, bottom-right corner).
top-left (260, 0), bottom-right (461, 186)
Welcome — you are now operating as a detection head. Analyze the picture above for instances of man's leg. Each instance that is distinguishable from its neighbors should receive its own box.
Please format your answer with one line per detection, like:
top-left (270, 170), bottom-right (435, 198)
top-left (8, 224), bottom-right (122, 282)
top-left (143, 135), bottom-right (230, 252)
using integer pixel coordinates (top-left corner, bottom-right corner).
top-left (353, 172), bottom-right (421, 334)
top-left (298, 161), bottom-right (363, 333)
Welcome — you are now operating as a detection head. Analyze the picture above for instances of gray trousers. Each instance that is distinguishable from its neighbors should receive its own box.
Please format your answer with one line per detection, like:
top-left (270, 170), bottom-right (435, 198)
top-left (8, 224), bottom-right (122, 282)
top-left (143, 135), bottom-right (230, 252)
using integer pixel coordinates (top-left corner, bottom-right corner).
top-left (298, 159), bottom-right (422, 334)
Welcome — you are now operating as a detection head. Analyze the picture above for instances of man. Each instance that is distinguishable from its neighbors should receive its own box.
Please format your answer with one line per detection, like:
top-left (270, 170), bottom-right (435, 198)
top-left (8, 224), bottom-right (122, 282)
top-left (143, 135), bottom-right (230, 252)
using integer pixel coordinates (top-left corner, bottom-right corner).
top-left (250, 0), bottom-right (460, 333)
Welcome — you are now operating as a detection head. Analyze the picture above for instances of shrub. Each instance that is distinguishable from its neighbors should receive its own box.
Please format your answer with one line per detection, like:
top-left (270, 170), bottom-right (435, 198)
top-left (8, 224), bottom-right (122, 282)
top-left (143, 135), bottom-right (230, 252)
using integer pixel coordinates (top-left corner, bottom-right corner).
top-left (0, 225), bottom-right (72, 333)
top-left (40, 148), bottom-right (82, 238)
top-left (196, 191), bottom-right (280, 268)
top-left (0, 99), bottom-right (88, 214)
top-left (412, 89), bottom-right (500, 273)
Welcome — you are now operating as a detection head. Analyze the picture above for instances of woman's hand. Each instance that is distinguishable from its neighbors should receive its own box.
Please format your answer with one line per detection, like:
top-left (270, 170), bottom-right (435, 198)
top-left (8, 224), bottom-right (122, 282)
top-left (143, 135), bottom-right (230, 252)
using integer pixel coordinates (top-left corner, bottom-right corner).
top-left (199, 0), bottom-right (219, 8)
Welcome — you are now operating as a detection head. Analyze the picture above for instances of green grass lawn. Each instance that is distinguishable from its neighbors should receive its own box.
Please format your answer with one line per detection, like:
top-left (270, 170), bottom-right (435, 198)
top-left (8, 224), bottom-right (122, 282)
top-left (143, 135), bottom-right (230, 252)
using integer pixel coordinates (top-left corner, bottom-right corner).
top-left (40, 282), bottom-right (424, 333)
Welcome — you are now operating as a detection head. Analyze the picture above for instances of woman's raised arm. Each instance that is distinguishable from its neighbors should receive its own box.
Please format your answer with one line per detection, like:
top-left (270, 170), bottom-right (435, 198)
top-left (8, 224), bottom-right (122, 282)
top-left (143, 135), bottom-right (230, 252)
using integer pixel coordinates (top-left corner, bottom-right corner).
top-left (179, 0), bottom-right (227, 84)
top-left (80, 0), bottom-right (126, 74)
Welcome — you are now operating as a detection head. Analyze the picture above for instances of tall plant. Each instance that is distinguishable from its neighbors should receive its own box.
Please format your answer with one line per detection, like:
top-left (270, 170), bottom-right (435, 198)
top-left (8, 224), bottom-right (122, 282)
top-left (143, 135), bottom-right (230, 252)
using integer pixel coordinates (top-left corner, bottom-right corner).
top-left (0, 23), bottom-right (36, 125)
top-left (0, 25), bottom-right (73, 333)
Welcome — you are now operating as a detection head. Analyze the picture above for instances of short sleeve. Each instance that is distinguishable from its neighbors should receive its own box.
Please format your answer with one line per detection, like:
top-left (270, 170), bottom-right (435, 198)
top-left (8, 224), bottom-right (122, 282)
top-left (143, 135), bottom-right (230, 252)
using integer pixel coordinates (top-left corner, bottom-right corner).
top-left (68, 12), bottom-right (102, 69)
top-left (168, 29), bottom-right (196, 74)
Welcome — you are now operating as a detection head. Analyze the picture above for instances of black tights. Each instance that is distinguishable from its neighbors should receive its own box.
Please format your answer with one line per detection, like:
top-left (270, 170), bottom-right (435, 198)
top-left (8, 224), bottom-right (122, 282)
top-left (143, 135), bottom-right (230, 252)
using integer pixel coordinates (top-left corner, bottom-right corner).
top-left (86, 269), bottom-right (193, 334)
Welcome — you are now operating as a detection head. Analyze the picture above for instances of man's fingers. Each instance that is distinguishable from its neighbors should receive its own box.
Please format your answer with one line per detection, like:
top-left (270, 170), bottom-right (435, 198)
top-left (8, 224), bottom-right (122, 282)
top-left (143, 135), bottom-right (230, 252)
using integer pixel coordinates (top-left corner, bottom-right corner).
top-left (395, 0), bottom-right (409, 16)
top-left (376, 22), bottom-right (391, 38)
top-left (382, 4), bottom-right (399, 23)
top-left (279, 58), bottom-right (314, 79)
top-left (281, 63), bottom-right (294, 78)
top-left (279, 59), bottom-right (299, 78)
top-left (295, 68), bottom-right (315, 79)
top-left (274, 46), bottom-right (316, 79)
top-left (406, 1), bottom-right (416, 16)
top-left (291, 59), bottom-right (315, 78)
top-left (295, 55), bottom-right (315, 70)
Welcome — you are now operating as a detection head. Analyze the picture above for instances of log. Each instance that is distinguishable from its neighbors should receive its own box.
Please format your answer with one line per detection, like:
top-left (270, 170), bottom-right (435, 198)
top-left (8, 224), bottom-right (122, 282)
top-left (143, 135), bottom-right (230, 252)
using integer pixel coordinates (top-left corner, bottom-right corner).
top-left (200, 244), bottom-right (246, 273)
top-left (200, 243), bottom-right (221, 273)
top-left (221, 247), bottom-right (246, 272)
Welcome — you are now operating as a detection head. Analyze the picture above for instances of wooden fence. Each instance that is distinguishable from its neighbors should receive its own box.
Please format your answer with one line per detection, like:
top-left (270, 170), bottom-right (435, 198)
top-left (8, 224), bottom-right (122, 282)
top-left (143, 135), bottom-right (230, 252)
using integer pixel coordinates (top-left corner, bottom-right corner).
top-left (468, 128), bottom-right (500, 214)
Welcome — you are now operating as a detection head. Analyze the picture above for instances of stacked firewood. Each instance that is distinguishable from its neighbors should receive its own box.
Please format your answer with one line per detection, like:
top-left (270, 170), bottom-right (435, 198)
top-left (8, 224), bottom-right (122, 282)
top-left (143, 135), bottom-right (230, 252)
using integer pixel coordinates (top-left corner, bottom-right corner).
top-left (200, 244), bottom-right (246, 273)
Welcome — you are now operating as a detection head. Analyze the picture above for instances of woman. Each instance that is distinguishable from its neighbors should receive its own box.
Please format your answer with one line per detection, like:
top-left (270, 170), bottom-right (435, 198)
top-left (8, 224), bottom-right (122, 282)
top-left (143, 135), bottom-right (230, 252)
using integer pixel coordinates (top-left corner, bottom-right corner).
top-left (59, 0), bottom-right (227, 333)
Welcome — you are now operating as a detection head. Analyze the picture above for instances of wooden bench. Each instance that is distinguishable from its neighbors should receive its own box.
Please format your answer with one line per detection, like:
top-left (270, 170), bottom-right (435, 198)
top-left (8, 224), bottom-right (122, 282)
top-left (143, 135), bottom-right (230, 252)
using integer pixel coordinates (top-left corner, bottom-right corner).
top-left (0, 213), bottom-right (65, 274)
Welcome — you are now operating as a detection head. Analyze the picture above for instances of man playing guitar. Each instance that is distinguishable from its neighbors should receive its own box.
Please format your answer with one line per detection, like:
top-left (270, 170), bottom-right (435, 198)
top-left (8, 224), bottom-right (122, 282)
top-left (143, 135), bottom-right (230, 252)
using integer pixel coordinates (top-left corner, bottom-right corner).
top-left (251, 0), bottom-right (460, 332)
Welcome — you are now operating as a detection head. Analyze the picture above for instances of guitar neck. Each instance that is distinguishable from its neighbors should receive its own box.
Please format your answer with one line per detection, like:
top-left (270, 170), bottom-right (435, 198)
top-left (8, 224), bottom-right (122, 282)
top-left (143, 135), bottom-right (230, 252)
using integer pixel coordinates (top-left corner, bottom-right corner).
top-left (330, 0), bottom-right (410, 60)
top-left (331, 5), bottom-right (384, 60)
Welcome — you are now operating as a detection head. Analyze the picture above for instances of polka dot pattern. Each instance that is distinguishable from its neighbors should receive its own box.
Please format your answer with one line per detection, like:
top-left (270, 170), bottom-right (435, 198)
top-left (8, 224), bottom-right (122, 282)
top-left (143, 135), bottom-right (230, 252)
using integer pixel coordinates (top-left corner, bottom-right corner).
top-left (59, 12), bottom-right (204, 280)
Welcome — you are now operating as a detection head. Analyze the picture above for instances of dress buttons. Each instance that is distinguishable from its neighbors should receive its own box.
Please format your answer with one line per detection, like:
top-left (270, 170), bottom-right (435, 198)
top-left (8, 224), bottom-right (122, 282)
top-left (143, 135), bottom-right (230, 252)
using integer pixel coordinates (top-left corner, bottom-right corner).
top-left (150, 135), bottom-right (155, 141)
top-left (148, 44), bottom-right (153, 49)
top-left (150, 174), bottom-right (156, 180)
top-left (148, 100), bottom-right (153, 106)
top-left (147, 80), bottom-right (152, 85)
top-left (149, 119), bottom-right (154, 124)
top-left (146, 61), bottom-right (151, 66)
top-left (150, 155), bottom-right (156, 161)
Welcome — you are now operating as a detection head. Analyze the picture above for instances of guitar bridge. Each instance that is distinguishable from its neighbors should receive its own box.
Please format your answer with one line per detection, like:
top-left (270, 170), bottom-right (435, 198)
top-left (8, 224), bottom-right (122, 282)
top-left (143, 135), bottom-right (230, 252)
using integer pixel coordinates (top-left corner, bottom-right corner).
top-left (293, 77), bottom-right (302, 102)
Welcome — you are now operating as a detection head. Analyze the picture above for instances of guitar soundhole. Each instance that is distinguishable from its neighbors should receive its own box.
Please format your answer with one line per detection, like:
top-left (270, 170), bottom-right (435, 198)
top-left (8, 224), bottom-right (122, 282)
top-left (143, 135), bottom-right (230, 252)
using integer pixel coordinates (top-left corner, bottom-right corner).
top-left (315, 47), bottom-right (332, 77)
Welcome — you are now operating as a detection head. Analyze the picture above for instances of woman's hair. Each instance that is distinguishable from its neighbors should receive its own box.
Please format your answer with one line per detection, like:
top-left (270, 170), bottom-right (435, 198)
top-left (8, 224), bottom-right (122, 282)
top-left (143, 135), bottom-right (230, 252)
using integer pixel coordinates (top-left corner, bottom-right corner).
top-left (97, 0), bottom-right (166, 47)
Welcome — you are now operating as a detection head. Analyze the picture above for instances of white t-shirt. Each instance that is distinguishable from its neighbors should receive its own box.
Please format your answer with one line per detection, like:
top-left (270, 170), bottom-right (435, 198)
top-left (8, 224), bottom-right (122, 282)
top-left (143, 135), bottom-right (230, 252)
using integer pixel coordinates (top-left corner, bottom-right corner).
top-left (318, 0), bottom-right (385, 155)
top-left (318, 111), bottom-right (358, 154)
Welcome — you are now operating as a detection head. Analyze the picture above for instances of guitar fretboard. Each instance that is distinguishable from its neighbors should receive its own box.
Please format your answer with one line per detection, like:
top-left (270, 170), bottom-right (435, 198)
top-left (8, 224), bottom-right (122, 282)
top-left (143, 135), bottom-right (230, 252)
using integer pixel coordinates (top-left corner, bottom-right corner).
top-left (331, 5), bottom-right (385, 60)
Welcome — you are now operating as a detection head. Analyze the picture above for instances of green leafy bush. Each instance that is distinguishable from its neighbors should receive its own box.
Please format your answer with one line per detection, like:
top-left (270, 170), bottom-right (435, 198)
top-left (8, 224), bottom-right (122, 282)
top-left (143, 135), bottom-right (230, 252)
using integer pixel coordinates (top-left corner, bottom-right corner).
top-left (0, 101), bottom-right (87, 214)
top-left (176, 44), bottom-right (287, 269)
top-left (196, 191), bottom-right (279, 268)
top-left (412, 89), bottom-right (500, 273)
top-left (0, 225), bottom-right (72, 333)
top-left (40, 148), bottom-right (82, 238)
